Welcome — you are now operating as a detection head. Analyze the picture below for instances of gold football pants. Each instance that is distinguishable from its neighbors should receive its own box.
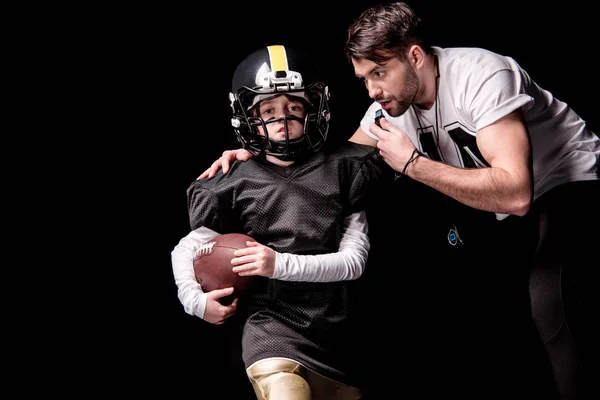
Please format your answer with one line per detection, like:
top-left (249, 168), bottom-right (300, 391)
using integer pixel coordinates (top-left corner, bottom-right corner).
top-left (246, 357), bottom-right (363, 400)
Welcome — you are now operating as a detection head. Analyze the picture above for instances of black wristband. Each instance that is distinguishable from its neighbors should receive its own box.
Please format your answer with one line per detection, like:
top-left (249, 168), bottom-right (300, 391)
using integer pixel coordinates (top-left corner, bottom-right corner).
top-left (401, 149), bottom-right (422, 176)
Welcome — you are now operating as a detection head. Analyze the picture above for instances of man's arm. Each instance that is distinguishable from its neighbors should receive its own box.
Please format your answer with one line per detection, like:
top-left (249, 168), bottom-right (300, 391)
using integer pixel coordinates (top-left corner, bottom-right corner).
top-left (403, 110), bottom-right (533, 216)
top-left (197, 127), bottom-right (377, 180)
top-left (197, 149), bottom-right (253, 179)
top-left (349, 127), bottom-right (378, 146)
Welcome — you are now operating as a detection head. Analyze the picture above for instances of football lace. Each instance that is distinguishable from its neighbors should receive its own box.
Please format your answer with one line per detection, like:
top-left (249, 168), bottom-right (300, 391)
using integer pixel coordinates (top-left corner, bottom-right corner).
top-left (195, 241), bottom-right (216, 258)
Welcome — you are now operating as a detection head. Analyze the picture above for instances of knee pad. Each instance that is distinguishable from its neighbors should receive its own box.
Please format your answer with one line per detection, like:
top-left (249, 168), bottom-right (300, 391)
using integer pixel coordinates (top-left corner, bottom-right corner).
top-left (247, 358), bottom-right (311, 400)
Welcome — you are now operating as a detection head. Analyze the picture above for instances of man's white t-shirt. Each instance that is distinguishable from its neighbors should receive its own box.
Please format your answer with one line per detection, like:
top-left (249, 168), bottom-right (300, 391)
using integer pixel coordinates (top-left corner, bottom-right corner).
top-left (360, 46), bottom-right (600, 219)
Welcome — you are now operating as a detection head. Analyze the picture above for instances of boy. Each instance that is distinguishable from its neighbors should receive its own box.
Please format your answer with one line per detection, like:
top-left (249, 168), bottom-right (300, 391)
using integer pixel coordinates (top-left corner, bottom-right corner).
top-left (171, 45), bottom-right (391, 399)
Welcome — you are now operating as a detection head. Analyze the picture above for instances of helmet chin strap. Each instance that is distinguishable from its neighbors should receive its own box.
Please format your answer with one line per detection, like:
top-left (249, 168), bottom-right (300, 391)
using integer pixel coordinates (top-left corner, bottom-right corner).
top-left (266, 137), bottom-right (308, 161)
top-left (260, 115), bottom-right (316, 161)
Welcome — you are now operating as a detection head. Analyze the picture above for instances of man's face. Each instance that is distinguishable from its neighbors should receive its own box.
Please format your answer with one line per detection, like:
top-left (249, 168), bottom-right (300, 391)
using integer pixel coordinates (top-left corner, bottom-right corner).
top-left (352, 56), bottom-right (419, 117)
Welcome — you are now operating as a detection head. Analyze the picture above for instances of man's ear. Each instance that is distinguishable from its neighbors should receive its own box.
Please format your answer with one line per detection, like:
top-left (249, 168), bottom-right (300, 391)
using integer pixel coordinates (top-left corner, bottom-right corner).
top-left (408, 45), bottom-right (424, 67)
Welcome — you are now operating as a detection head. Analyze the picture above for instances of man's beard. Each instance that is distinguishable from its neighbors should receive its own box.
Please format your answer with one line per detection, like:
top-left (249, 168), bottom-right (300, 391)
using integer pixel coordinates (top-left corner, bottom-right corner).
top-left (388, 67), bottom-right (419, 117)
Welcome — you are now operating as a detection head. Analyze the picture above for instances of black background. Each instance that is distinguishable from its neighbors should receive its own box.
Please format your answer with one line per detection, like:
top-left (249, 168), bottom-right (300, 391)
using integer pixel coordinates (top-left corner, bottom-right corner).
top-left (81, 1), bottom-right (597, 398)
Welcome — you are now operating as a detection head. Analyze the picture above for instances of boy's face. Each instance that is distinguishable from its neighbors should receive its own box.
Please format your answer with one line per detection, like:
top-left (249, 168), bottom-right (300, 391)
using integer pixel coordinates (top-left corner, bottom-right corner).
top-left (255, 94), bottom-right (306, 141)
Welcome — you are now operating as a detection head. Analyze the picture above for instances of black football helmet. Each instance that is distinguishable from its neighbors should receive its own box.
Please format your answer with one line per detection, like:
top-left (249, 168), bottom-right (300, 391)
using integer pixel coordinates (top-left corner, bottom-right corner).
top-left (229, 45), bottom-right (330, 161)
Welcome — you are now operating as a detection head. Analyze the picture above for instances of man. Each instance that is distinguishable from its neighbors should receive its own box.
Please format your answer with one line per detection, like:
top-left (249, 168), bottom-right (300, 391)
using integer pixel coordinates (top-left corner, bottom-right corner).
top-left (346, 3), bottom-right (598, 399)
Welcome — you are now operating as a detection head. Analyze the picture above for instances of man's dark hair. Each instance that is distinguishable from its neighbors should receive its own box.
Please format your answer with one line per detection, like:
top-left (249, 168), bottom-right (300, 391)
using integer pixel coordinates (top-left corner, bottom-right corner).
top-left (345, 2), bottom-right (432, 65)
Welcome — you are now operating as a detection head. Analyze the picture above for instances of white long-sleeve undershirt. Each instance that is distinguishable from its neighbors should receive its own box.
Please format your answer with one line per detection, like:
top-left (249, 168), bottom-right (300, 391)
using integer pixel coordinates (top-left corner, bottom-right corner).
top-left (170, 211), bottom-right (370, 320)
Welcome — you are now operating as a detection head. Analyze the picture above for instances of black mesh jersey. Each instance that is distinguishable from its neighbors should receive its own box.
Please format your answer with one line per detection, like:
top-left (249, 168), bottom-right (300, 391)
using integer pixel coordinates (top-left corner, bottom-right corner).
top-left (186, 142), bottom-right (391, 385)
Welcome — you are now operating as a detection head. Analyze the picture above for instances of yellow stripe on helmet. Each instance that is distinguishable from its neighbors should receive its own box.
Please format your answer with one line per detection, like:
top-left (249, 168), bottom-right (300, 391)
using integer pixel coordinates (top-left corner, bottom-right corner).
top-left (267, 45), bottom-right (288, 72)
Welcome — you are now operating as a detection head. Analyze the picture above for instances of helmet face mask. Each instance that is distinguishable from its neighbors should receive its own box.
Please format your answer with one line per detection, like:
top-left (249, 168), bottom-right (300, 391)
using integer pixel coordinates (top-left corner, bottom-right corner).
top-left (230, 45), bottom-right (330, 161)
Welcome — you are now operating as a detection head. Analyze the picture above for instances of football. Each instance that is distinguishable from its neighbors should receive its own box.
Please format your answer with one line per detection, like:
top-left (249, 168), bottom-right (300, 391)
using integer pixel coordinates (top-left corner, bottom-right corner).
top-left (193, 233), bottom-right (255, 297)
